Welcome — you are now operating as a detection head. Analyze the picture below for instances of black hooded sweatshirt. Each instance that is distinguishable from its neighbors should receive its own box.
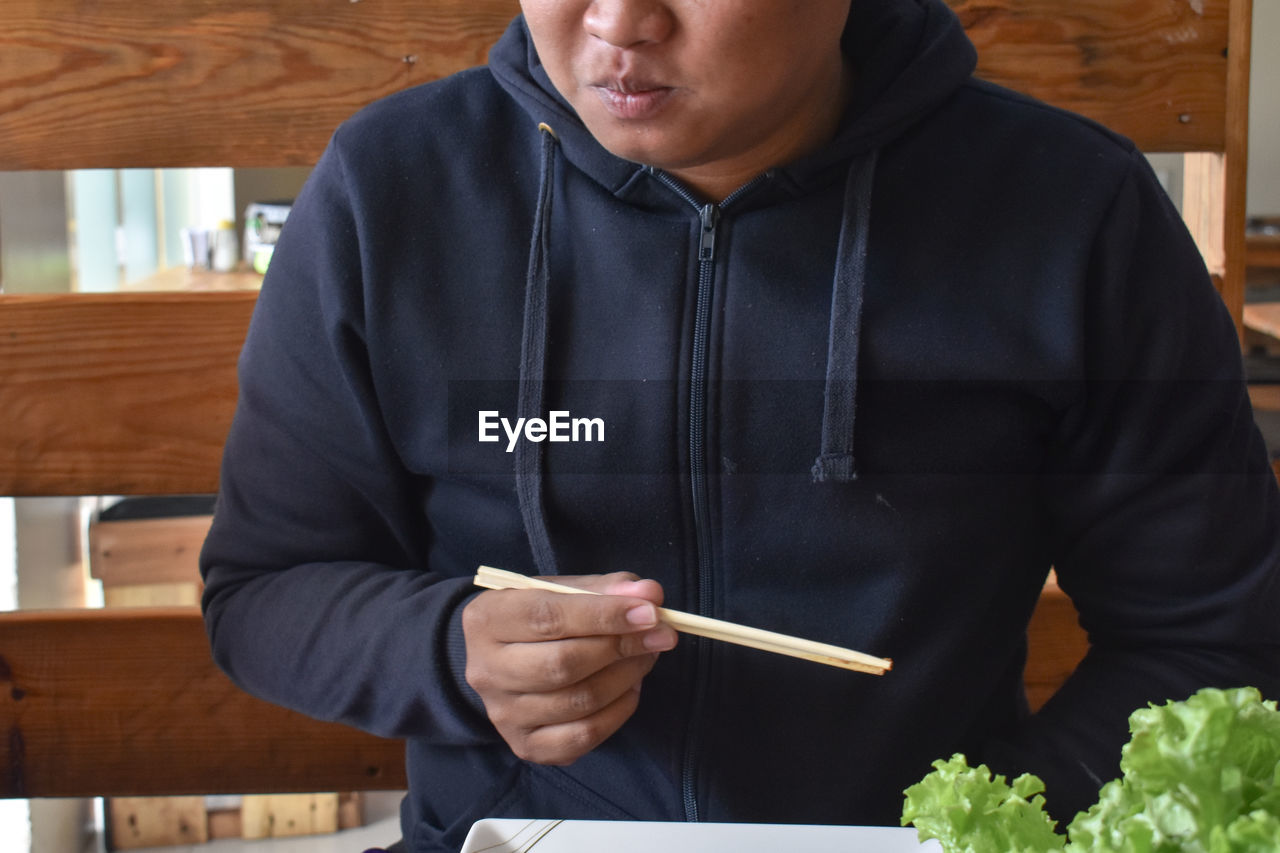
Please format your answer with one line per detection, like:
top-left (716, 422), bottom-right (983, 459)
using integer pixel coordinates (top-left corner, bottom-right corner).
top-left (200, 1), bottom-right (1280, 850)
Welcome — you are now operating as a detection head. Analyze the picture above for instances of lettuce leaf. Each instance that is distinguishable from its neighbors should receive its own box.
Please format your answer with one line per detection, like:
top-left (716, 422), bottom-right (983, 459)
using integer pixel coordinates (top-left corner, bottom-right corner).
top-left (1066, 686), bottom-right (1280, 852)
top-left (901, 688), bottom-right (1280, 853)
top-left (900, 753), bottom-right (1066, 852)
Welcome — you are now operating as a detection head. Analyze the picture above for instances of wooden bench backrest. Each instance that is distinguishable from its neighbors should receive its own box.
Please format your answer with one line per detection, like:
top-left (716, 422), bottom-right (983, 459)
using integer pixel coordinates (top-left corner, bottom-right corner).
top-left (0, 0), bottom-right (1246, 171)
top-left (0, 608), bottom-right (407, 797)
top-left (0, 0), bottom-right (1252, 496)
top-left (0, 0), bottom-right (1245, 797)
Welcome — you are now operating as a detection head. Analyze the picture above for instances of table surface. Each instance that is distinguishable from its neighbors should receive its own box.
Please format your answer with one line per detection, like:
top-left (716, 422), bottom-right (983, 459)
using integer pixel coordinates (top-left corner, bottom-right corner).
top-left (120, 265), bottom-right (264, 292)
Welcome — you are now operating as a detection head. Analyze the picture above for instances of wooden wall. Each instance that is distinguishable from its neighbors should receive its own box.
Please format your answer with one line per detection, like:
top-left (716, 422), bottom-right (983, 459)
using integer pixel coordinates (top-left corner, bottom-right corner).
top-left (0, 0), bottom-right (1237, 172)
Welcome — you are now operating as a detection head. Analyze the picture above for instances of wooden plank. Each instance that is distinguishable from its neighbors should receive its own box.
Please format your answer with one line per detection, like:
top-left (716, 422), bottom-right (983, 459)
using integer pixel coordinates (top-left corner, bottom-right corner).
top-left (0, 607), bottom-right (407, 798)
top-left (103, 583), bottom-right (202, 608)
top-left (108, 792), bottom-right (363, 846)
top-left (1247, 383), bottom-right (1280, 412)
top-left (1219, 0), bottom-right (1252, 337)
top-left (120, 267), bottom-right (264, 293)
top-left (1183, 152), bottom-right (1228, 280)
top-left (1244, 302), bottom-right (1280, 341)
top-left (89, 515), bottom-right (213, 587)
top-left (949, 0), bottom-right (1231, 152)
top-left (0, 597), bottom-right (1081, 800)
top-left (0, 0), bottom-right (522, 170)
top-left (339, 791), bottom-right (365, 830)
top-left (1181, 151), bottom-right (1243, 335)
top-left (207, 807), bottom-right (244, 840)
top-left (1024, 577), bottom-right (1088, 712)
top-left (199, 792), bottom-right (359, 839)
top-left (241, 794), bottom-right (339, 840)
top-left (108, 796), bottom-right (209, 849)
top-left (0, 0), bottom-right (1230, 170)
top-left (0, 292), bottom-right (255, 496)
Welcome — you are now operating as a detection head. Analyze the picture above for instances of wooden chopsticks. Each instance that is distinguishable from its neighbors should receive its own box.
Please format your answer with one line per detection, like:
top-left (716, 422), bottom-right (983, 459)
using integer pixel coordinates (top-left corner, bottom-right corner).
top-left (474, 566), bottom-right (892, 676)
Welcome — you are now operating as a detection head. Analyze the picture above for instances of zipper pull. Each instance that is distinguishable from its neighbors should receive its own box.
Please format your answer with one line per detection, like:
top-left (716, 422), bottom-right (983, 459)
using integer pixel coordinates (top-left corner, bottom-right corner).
top-left (698, 204), bottom-right (719, 262)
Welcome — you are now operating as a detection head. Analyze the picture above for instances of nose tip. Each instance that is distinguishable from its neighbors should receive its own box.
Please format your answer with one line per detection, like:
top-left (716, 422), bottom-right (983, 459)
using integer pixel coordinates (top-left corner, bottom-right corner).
top-left (583, 0), bottom-right (674, 48)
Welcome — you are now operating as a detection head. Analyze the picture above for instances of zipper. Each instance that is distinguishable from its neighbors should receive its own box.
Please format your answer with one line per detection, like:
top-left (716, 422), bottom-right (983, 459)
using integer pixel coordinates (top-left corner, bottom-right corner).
top-left (650, 170), bottom-right (769, 823)
top-left (683, 200), bottom-right (717, 823)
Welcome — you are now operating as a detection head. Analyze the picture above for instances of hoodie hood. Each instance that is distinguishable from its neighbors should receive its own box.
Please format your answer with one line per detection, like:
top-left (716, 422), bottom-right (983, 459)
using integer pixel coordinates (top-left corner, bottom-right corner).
top-left (487, 0), bottom-right (979, 574)
top-left (487, 0), bottom-right (978, 195)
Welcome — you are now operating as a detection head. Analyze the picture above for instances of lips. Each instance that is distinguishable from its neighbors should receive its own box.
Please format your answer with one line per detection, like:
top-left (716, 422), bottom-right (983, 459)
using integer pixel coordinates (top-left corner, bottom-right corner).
top-left (590, 78), bottom-right (675, 120)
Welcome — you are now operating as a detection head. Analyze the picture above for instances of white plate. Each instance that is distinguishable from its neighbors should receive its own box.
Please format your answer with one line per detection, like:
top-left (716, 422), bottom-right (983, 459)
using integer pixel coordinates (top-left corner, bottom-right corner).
top-left (460, 818), bottom-right (941, 852)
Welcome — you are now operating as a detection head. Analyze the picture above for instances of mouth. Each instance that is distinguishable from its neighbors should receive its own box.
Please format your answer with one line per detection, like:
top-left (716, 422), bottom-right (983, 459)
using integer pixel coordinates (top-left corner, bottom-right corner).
top-left (588, 78), bottom-right (675, 120)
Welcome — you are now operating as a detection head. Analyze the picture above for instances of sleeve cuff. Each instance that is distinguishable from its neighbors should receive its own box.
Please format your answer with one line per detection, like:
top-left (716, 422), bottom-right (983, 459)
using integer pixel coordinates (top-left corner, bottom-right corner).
top-left (442, 586), bottom-right (491, 723)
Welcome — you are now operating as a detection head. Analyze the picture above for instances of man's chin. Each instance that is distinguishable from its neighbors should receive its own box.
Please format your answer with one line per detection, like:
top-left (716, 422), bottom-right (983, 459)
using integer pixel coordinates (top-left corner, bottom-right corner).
top-left (576, 115), bottom-right (693, 171)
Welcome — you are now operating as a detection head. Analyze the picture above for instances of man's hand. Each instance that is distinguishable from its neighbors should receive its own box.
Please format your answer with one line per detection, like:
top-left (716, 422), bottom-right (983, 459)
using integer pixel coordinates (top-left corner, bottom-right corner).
top-left (462, 572), bottom-right (677, 765)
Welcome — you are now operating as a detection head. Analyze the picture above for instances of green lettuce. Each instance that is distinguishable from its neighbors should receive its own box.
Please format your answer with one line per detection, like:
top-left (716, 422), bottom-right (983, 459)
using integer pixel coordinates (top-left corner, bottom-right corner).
top-left (901, 687), bottom-right (1280, 853)
top-left (901, 754), bottom-right (1066, 852)
top-left (1066, 686), bottom-right (1280, 852)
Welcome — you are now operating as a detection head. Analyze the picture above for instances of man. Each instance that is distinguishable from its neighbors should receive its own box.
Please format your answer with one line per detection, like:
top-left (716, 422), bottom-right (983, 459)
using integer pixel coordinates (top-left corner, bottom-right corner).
top-left (200, 1), bottom-right (1280, 851)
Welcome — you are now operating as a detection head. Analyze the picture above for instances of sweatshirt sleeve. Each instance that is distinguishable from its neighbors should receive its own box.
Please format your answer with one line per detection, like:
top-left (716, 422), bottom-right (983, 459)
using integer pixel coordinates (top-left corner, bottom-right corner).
top-left (982, 150), bottom-right (1280, 822)
top-left (199, 132), bottom-right (495, 746)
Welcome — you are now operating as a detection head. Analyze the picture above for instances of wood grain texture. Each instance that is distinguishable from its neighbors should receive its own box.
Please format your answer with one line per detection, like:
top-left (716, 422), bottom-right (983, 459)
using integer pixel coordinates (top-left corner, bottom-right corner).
top-left (0, 596), bottom-right (1078, 799)
top-left (0, 0), bottom-right (521, 169)
top-left (107, 797), bottom-right (209, 849)
top-left (0, 0), bottom-right (1232, 170)
top-left (948, 0), bottom-right (1231, 152)
top-left (102, 582), bottom-right (203, 608)
top-left (89, 515), bottom-right (213, 586)
top-left (1182, 151), bottom-right (1243, 331)
top-left (0, 607), bottom-right (407, 798)
top-left (0, 292), bottom-right (255, 496)
top-left (1219, 0), bottom-right (1253, 337)
top-left (1183, 152), bottom-right (1229, 278)
top-left (240, 794), bottom-right (339, 840)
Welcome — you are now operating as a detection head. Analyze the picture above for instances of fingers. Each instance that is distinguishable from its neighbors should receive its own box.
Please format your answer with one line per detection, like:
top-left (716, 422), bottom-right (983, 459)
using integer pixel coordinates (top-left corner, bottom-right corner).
top-left (465, 574), bottom-right (666, 646)
top-left (551, 572), bottom-right (666, 607)
top-left (510, 678), bottom-right (647, 765)
top-left (461, 571), bottom-right (677, 765)
top-left (473, 628), bottom-right (674, 693)
top-left (501, 651), bottom-right (656, 729)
